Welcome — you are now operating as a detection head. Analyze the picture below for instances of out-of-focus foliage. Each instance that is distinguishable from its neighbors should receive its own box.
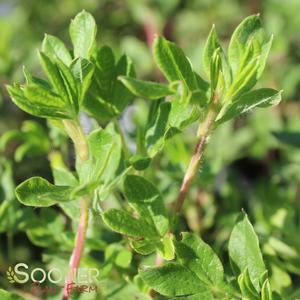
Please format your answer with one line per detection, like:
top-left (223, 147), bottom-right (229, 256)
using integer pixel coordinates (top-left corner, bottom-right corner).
top-left (1, 0), bottom-right (300, 299)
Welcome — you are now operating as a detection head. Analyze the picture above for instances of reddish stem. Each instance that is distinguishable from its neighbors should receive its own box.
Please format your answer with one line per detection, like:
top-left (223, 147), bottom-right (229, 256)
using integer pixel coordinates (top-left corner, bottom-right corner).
top-left (174, 106), bottom-right (217, 214)
top-left (62, 198), bottom-right (89, 300)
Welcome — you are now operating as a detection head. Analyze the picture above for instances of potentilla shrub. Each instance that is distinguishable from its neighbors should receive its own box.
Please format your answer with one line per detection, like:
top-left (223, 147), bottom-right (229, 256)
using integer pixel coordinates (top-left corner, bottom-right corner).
top-left (4, 10), bottom-right (282, 300)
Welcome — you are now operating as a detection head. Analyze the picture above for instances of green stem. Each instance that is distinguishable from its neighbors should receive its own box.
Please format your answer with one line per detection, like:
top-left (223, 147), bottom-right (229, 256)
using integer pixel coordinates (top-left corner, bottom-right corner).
top-left (62, 120), bottom-right (90, 300)
top-left (113, 118), bottom-right (130, 159)
top-left (63, 119), bottom-right (89, 162)
top-left (174, 97), bottom-right (218, 214)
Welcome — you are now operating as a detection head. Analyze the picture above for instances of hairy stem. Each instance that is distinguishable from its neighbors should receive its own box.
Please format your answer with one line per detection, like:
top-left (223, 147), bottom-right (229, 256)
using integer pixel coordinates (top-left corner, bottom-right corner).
top-left (62, 120), bottom-right (90, 300)
top-left (63, 119), bottom-right (89, 162)
top-left (174, 100), bottom-right (218, 214)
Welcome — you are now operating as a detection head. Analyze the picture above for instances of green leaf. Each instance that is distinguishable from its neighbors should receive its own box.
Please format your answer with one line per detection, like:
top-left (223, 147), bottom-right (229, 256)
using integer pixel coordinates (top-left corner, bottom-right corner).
top-left (272, 131), bottom-right (300, 148)
top-left (124, 175), bottom-right (169, 236)
top-left (146, 102), bottom-right (171, 157)
top-left (261, 279), bottom-right (272, 300)
top-left (228, 14), bottom-right (263, 75)
top-left (7, 84), bottom-right (70, 119)
top-left (119, 76), bottom-right (173, 99)
top-left (153, 36), bottom-right (197, 91)
top-left (156, 235), bottom-right (175, 261)
top-left (217, 88), bottom-right (282, 124)
top-left (102, 208), bottom-right (157, 239)
top-left (128, 154), bottom-right (151, 171)
top-left (175, 233), bottom-right (224, 285)
top-left (140, 263), bottom-right (207, 297)
top-left (55, 58), bottom-right (79, 113)
top-left (228, 212), bottom-right (266, 291)
top-left (70, 57), bottom-right (94, 104)
top-left (238, 268), bottom-right (260, 299)
top-left (69, 10), bottom-right (96, 59)
top-left (85, 47), bottom-right (135, 119)
top-left (130, 239), bottom-right (157, 255)
top-left (203, 26), bottom-right (232, 88)
top-left (16, 177), bottom-right (73, 207)
top-left (77, 128), bottom-right (118, 189)
top-left (42, 34), bottom-right (72, 65)
top-left (39, 52), bottom-right (69, 102)
top-left (24, 84), bottom-right (65, 109)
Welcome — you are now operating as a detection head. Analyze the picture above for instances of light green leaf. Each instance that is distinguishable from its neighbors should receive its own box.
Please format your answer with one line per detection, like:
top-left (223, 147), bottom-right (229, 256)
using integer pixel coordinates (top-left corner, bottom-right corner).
top-left (24, 84), bottom-right (65, 108)
top-left (146, 102), bottom-right (171, 157)
top-left (238, 268), bottom-right (260, 299)
top-left (153, 36), bottom-right (197, 91)
top-left (102, 208), bottom-right (157, 239)
top-left (70, 10), bottom-right (96, 59)
top-left (119, 76), bottom-right (173, 99)
top-left (228, 212), bottom-right (266, 291)
top-left (156, 235), bottom-right (175, 261)
top-left (42, 34), bottom-right (72, 66)
top-left (261, 279), bottom-right (272, 300)
top-left (140, 263), bottom-right (207, 297)
top-left (217, 88), bottom-right (282, 124)
top-left (175, 232), bottom-right (224, 285)
top-left (130, 239), bottom-right (157, 255)
top-left (16, 177), bottom-right (73, 207)
top-left (228, 14), bottom-right (263, 75)
top-left (39, 51), bottom-right (69, 102)
top-left (124, 175), bottom-right (169, 236)
top-left (70, 57), bottom-right (94, 104)
top-left (55, 58), bottom-right (79, 113)
top-left (203, 25), bottom-right (232, 88)
top-left (7, 84), bottom-right (70, 119)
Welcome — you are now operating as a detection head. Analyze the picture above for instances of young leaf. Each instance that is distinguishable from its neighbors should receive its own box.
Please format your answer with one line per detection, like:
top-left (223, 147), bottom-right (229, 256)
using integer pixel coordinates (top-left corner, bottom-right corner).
top-left (119, 76), bottom-right (173, 100)
top-left (70, 57), bottom-right (94, 104)
top-left (130, 239), bottom-right (157, 255)
top-left (146, 102), bottom-right (171, 157)
top-left (7, 84), bottom-right (70, 119)
top-left (23, 84), bottom-right (65, 109)
top-left (228, 212), bottom-right (266, 291)
top-left (85, 47), bottom-right (135, 119)
top-left (141, 263), bottom-right (207, 297)
top-left (102, 208), bottom-right (157, 239)
top-left (238, 268), bottom-right (260, 299)
top-left (156, 235), bottom-right (175, 261)
top-left (261, 279), bottom-right (273, 300)
top-left (175, 232), bottom-right (224, 285)
top-left (16, 177), bottom-right (73, 207)
top-left (124, 175), bottom-right (169, 237)
top-left (217, 88), bottom-right (282, 124)
top-left (203, 25), bottom-right (232, 88)
top-left (228, 14), bottom-right (263, 75)
top-left (153, 36), bottom-right (197, 91)
top-left (42, 34), bottom-right (72, 66)
top-left (69, 10), bottom-right (96, 59)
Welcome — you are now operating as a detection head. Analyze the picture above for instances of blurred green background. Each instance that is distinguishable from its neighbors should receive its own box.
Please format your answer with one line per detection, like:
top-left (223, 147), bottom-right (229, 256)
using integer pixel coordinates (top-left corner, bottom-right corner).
top-left (1, 0), bottom-right (300, 299)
